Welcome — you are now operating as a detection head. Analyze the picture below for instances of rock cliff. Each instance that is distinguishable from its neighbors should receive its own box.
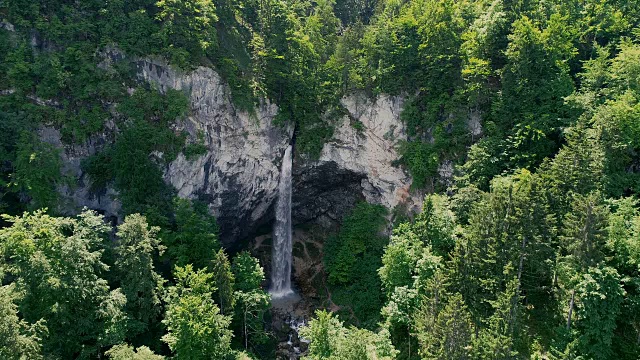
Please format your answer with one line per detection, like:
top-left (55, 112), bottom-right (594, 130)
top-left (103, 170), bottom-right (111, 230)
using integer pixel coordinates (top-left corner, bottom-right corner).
top-left (136, 58), bottom-right (292, 246)
top-left (293, 94), bottom-right (422, 227)
top-left (49, 57), bottom-right (418, 246)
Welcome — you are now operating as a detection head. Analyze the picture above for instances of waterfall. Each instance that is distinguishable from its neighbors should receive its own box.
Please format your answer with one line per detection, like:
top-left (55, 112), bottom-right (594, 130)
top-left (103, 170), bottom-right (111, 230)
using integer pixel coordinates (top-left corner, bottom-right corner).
top-left (270, 145), bottom-right (294, 298)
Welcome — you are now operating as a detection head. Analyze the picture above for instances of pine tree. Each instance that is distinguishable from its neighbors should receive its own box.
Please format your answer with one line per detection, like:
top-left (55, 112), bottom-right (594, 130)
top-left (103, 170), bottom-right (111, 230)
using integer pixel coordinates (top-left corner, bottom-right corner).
top-left (473, 276), bottom-right (522, 359)
top-left (210, 249), bottom-right (236, 315)
top-left (413, 194), bottom-right (458, 256)
top-left (164, 198), bottom-right (220, 269)
top-left (415, 292), bottom-right (473, 360)
top-left (560, 192), bottom-right (609, 272)
top-left (114, 214), bottom-right (165, 338)
top-left (573, 266), bottom-right (625, 360)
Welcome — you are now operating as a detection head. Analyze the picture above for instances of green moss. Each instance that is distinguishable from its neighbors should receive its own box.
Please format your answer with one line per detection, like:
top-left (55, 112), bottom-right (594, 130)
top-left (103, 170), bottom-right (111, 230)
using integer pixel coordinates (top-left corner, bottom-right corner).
top-left (306, 241), bottom-right (321, 260)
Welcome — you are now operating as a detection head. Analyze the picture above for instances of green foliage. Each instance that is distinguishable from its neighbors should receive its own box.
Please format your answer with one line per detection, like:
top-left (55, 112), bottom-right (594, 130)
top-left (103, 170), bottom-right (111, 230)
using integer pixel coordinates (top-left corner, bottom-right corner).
top-left (379, 223), bottom-right (424, 295)
top-left (0, 97), bottom-right (30, 216)
top-left (493, 15), bottom-right (575, 170)
top-left (326, 202), bottom-right (387, 284)
top-left (252, 0), bottom-right (343, 158)
top-left (3, 37), bottom-right (126, 143)
top-left (156, 0), bottom-right (219, 67)
top-left (347, 0), bottom-right (470, 186)
top-left (232, 252), bottom-right (265, 293)
top-left (211, 249), bottom-right (236, 315)
top-left (4, 0), bottom-right (640, 358)
top-left (0, 284), bottom-right (45, 360)
top-left (299, 310), bottom-right (398, 360)
top-left (398, 140), bottom-right (440, 190)
top-left (163, 198), bottom-right (220, 269)
top-left (231, 252), bottom-right (270, 352)
top-left (379, 196), bottom-right (455, 359)
top-left (114, 214), bottom-right (165, 338)
top-left (472, 276), bottom-right (522, 359)
top-left (301, 310), bottom-right (345, 359)
top-left (324, 202), bottom-right (388, 327)
top-left (88, 120), bottom-right (180, 217)
top-left (183, 131), bottom-right (208, 160)
top-left (117, 88), bottom-right (189, 126)
top-left (452, 172), bottom-right (556, 326)
top-left (0, 208), bottom-right (265, 359)
top-left (415, 292), bottom-right (473, 360)
top-left (572, 266), bottom-right (625, 360)
top-left (11, 133), bottom-right (62, 211)
top-left (560, 192), bottom-right (609, 272)
top-left (162, 264), bottom-right (234, 359)
top-left (412, 194), bottom-right (458, 256)
top-left (106, 344), bottom-right (165, 360)
top-left (458, 138), bottom-right (502, 191)
top-left (537, 125), bottom-right (605, 214)
top-left (0, 209), bottom-right (127, 358)
top-left (84, 87), bottom-right (189, 219)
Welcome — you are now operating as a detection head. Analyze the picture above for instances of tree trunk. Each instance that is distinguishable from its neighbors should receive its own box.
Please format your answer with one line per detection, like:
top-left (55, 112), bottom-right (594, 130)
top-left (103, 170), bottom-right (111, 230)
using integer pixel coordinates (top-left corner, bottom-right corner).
top-left (244, 308), bottom-right (248, 349)
top-left (408, 323), bottom-right (411, 360)
top-left (567, 290), bottom-right (575, 330)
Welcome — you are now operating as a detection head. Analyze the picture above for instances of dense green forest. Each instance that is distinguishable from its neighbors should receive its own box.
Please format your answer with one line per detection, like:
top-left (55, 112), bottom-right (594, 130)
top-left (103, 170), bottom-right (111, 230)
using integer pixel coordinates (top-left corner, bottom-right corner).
top-left (2, 0), bottom-right (640, 358)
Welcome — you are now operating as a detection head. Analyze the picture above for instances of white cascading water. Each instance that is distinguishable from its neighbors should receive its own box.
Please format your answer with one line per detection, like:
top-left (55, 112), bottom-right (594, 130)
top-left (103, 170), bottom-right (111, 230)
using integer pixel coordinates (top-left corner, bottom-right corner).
top-left (270, 145), bottom-right (294, 298)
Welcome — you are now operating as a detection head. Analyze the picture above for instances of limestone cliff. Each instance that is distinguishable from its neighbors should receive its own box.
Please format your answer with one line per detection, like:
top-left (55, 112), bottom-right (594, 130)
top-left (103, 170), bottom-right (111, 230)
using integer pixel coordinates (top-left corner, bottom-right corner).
top-left (136, 58), bottom-right (293, 245)
top-left (293, 94), bottom-right (422, 227)
top-left (49, 57), bottom-right (418, 246)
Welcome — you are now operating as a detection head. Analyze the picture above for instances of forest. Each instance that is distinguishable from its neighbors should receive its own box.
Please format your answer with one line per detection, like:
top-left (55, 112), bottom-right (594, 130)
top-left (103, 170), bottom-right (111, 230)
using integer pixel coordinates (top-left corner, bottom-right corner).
top-left (1, 0), bottom-right (640, 359)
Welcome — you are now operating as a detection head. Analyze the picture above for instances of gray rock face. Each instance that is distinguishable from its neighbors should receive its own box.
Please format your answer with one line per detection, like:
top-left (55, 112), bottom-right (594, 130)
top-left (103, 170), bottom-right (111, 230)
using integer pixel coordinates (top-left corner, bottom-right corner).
top-left (293, 94), bottom-right (422, 226)
top-left (136, 58), bottom-right (293, 246)
top-left (47, 56), bottom-right (418, 246)
top-left (40, 126), bottom-right (121, 221)
top-left (0, 20), bottom-right (15, 32)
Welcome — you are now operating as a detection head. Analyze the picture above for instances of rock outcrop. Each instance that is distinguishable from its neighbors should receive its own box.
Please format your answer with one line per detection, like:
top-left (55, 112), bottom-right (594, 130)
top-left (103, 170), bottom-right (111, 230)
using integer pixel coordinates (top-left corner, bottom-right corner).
top-left (136, 58), bottom-right (293, 246)
top-left (42, 126), bottom-right (122, 221)
top-left (293, 94), bottom-right (421, 227)
top-left (47, 55), bottom-right (418, 246)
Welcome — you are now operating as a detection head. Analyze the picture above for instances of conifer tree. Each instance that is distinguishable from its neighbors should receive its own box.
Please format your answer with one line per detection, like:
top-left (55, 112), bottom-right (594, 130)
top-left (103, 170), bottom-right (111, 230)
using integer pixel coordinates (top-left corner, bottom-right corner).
top-left (415, 292), bottom-right (473, 360)
top-left (211, 248), bottom-right (236, 315)
top-left (114, 214), bottom-right (165, 338)
top-left (473, 276), bottom-right (522, 359)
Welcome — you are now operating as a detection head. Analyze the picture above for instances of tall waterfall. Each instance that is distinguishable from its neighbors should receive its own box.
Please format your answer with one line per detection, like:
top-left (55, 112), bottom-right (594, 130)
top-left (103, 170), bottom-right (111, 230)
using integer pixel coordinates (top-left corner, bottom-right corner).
top-left (270, 145), bottom-right (294, 298)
